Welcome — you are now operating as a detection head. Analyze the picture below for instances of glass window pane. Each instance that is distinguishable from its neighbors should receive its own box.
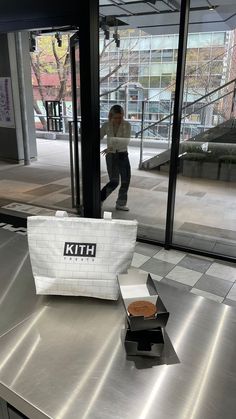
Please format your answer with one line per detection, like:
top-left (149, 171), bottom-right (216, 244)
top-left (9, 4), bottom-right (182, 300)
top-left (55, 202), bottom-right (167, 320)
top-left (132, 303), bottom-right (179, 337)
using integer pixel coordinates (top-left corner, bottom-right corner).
top-left (139, 76), bottom-right (150, 88)
top-left (150, 76), bottom-right (160, 88)
top-left (151, 35), bottom-right (178, 50)
top-left (162, 49), bottom-right (173, 62)
top-left (129, 51), bottom-right (139, 63)
top-left (149, 62), bottom-right (176, 76)
top-left (212, 32), bottom-right (226, 46)
top-left (160, 75), bottom-right (172, 88)
top-left (198, 48), bottom-right (211, 61)
top-left (151, 50), bottom-right (162, 62)
top-left (99, 0), bottom-right (235, 259)
top-left (140, 50), bottom-right (151, 62)
top-left (140, 65), bottom-right (149, 76)
top-left (173, 26), bottom-right (236, 258)
top-left (129, 65), bottom-right (139, 77)
top-left (199, 33), bottom-right (212, 47)
top-left (188, 33), bottom-right (199, 48)
top-left (134, 37), bottom-right (151, 50)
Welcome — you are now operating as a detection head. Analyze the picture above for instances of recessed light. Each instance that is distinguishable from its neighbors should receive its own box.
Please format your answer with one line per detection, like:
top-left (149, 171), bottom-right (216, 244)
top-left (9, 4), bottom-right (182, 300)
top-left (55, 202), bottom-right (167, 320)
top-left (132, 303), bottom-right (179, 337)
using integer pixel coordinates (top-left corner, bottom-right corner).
top-left (207, 1), bottom-right (217, 11)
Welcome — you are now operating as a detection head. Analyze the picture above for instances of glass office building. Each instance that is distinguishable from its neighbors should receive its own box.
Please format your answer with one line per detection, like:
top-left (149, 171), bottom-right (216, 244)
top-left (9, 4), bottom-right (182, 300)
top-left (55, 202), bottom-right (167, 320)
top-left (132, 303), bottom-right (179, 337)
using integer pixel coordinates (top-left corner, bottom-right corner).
top-left (100, 29), bottom-right (228, 131)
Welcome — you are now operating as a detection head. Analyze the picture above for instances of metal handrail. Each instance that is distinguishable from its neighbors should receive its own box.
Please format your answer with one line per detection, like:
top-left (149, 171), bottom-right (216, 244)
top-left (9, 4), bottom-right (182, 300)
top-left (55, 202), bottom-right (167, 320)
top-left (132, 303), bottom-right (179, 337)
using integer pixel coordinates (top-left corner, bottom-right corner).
top-left (68, 121), bottom-right (76, 208)
top-left (135, 78), bottom-right (236, 138)
top-left (184, 89), bottom-right (234, 121)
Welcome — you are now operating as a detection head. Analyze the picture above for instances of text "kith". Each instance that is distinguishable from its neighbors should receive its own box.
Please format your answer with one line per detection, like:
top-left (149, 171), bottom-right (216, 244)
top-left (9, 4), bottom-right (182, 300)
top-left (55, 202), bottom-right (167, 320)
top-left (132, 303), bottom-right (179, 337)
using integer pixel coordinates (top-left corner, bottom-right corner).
top-left (64, 242), bottom-right (96, 257)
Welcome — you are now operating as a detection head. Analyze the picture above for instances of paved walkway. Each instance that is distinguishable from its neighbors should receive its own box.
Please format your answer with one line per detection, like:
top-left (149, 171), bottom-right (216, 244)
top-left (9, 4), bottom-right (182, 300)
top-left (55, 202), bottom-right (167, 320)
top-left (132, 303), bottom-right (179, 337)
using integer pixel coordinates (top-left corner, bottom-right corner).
top-left (0, 138), bottom-right (235, 259)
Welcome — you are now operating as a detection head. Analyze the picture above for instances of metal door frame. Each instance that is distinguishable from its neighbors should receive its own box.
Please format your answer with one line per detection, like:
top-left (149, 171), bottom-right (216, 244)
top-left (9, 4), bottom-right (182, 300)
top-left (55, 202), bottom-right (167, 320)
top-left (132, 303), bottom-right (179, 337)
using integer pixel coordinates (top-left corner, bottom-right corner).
top-left (70, 0), bottom-right (101, 218)
top-left (70, 31), bottom-right (82, 213)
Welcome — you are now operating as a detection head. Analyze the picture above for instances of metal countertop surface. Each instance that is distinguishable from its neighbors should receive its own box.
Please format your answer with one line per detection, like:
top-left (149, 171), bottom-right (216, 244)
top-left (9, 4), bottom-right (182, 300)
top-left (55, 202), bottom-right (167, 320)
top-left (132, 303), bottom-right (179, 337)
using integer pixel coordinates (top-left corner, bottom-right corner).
top-left (0, 229), bottom-right (236, 419)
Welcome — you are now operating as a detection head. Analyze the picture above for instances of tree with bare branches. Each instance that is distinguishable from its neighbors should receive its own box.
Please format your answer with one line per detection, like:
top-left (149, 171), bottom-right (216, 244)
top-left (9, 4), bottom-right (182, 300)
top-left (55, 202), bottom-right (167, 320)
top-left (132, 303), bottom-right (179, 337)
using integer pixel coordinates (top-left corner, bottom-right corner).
top-left (31, 34), bottom-right (71, 130)
top-left (31, 32), bottom-right (140, 131)
top-left (99, 35), bottom-right (139, 98)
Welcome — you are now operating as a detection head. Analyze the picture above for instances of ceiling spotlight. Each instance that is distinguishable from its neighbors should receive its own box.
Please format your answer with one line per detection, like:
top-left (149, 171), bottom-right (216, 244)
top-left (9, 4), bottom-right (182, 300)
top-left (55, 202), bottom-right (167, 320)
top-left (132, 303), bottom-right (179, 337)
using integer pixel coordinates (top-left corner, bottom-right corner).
top-left (101, 23), bottom-right (110, 40)
top-left (55, 32), bottom-right (62, 47)
top-left (144, 0), bottom-right (156, 4)
top-left (29, 33), bottom-right (36, 52)
top-left (113, 30), bottom-right (120, 48)
top-left (100, 17), bottom-right (110, 41)
top-left (207, 1), bottom-right (217, 11)
top-left (116, 37), bottom-right (120, 48)
top-left (104, 28), bottom-right (110, 40)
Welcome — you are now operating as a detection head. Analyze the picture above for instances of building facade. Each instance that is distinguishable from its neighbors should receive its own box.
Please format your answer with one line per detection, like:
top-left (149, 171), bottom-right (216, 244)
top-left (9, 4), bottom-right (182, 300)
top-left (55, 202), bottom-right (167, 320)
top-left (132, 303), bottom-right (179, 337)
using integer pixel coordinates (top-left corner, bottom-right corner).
top-left (100, 29), bottom-right (234, 141)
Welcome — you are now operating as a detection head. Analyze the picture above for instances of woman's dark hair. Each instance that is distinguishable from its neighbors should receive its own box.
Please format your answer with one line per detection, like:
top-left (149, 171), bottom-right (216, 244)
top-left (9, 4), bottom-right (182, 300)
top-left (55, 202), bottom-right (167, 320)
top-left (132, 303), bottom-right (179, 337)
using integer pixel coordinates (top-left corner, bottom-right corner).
top-left (109, 105), bottom-right (124, 120)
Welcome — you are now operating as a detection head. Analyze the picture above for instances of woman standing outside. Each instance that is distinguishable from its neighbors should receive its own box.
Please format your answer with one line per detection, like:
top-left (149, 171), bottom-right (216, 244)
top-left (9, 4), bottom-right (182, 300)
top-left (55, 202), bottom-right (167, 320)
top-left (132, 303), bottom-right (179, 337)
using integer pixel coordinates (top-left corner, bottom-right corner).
top-left (100, 105), bottom-right (131, 211)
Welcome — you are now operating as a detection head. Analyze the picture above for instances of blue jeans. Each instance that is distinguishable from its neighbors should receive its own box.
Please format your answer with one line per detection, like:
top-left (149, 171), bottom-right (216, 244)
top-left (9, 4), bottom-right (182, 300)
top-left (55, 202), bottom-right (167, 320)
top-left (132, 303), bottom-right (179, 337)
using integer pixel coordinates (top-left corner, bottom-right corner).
top-left (101, 152), bottom-right (131, 206)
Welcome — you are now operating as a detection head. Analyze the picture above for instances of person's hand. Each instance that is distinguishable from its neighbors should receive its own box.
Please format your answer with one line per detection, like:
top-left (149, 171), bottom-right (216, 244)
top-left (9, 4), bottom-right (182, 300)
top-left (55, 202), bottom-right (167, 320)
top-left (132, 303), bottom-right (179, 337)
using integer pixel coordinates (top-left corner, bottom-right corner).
top-left (101, 148), bottom-right (110, 155)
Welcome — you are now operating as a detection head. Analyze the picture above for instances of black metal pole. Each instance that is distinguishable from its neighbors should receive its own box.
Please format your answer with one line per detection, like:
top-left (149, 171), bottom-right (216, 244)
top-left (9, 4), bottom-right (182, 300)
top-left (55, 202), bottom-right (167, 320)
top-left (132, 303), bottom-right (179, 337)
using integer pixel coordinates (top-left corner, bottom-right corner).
top-left (79, 0), bottom-right (101, 218)
top-left (68, 121), bottom-right (75, 208)
top-left (139, 100), bottom-right (145, 169)
top-left (70, 36), bottom-right (80, 212)
top-left (230, 79), bottom-right (236, 120)
top-left (15, 32), bottom-right (31, 166)
top-left (165, 0), bottom-right (190, 248)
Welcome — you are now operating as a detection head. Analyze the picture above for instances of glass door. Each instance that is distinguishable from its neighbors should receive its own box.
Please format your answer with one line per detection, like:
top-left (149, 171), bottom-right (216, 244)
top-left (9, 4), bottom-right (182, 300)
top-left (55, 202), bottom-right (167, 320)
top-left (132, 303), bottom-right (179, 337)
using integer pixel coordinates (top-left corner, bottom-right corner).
top-left (98, 3), bottom-right (181, 243)
top-left (0, 31), bottom-right (80, 220)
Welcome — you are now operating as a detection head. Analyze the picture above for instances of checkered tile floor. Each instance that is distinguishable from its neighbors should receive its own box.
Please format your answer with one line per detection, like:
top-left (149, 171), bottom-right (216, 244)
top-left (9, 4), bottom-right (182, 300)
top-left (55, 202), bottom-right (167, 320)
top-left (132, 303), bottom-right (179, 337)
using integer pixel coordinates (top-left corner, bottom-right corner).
top-left (133, 242), bottom-right (236, 307)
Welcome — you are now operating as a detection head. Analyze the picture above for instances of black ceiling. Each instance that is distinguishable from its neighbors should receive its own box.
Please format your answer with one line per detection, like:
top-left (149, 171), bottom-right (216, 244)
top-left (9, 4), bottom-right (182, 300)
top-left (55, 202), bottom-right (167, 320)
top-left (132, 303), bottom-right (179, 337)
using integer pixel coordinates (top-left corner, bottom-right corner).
top-left (0, 1), bottom-right (80, 32)
top-left (99, 1), bottom-right (236, 35)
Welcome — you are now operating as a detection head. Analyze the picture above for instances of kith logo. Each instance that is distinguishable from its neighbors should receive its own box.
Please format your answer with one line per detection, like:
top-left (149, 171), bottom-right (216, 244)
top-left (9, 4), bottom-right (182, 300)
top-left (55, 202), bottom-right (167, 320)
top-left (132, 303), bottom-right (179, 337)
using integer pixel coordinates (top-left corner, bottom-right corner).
top-left (64, 242), bottom-right (96, 257)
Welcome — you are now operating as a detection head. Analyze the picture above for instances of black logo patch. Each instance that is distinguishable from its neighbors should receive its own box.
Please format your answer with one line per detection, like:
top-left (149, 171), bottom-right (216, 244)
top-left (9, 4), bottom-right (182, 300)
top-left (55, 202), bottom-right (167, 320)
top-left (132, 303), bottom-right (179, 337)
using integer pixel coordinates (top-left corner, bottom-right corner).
top-left (64, 242), bottom-right (96, 257)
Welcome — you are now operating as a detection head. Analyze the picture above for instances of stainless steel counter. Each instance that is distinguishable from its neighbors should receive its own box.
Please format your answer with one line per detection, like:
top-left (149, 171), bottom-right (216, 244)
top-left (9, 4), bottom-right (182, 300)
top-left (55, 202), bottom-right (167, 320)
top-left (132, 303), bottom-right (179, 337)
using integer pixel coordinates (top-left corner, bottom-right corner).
top-left (0, 228), bottom-right (236, 419)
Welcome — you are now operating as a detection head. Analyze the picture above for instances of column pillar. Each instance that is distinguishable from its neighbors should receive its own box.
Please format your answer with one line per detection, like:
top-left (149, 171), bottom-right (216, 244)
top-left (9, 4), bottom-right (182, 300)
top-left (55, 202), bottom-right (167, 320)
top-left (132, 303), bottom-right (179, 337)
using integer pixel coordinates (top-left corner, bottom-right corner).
top-left (79, 0), bottom-right (100, 218)
top-left (0, 32), bottom-right (36, 163)
top-left (165, 0), bottom-right (191, 247)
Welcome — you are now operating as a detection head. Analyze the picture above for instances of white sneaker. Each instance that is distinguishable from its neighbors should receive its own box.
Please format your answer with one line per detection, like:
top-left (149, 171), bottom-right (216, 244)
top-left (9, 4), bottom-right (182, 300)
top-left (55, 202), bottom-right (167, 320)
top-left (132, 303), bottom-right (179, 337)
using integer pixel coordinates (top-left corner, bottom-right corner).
top-left (116, 205), bottom-right (129, 211)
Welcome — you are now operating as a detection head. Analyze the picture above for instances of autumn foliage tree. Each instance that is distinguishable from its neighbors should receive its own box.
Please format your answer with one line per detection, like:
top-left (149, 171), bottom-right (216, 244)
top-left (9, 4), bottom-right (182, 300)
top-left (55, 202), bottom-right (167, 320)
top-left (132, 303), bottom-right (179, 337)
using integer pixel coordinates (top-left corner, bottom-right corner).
top-left (31, 31), bottom-right (139, 131)
top-left (31, 34), bottom-right (71, 130)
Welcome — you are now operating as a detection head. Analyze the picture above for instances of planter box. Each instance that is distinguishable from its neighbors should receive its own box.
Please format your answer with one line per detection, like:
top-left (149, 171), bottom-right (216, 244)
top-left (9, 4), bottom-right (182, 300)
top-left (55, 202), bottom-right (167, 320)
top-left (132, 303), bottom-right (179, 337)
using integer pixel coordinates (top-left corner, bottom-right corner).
top-left (182, 160), bottom-right (202, 178)
top-left (36, 131), bottom-right (56, 140)
top-left (201, 162), bottom-right (218, 180)
top-left (219, 163), bottom-right (236, 182)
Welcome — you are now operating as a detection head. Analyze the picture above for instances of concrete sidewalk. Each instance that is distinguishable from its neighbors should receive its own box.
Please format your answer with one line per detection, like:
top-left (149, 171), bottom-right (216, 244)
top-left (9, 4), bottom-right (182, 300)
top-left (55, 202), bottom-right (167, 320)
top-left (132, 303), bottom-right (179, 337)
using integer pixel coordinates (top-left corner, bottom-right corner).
top-left (0, 138), bottom-right (235, 258)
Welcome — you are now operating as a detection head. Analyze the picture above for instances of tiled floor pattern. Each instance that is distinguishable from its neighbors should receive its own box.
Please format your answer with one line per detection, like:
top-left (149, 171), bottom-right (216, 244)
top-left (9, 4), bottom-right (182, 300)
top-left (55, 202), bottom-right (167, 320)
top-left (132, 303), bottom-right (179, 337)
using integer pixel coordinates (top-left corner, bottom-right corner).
top-left (133, 242), bottom-right (236, 307)
top-left (0, 209), bottom-right (235, 307)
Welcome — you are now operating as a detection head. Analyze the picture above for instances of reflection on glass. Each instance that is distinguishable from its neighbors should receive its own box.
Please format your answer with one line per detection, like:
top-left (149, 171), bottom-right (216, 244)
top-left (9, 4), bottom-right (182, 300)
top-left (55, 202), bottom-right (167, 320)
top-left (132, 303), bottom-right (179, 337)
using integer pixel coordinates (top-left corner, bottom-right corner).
top-left (99, 6), bottom-right (180, 242)
top-left (173, 22), bottom-right (236, 258)
top-left (99, 0), bottom-right (236, 258)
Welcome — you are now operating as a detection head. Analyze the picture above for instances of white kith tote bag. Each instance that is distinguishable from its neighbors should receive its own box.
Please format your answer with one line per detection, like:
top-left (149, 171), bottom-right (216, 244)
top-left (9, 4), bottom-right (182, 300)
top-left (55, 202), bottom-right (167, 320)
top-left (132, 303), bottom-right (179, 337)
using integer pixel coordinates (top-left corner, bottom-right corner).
top-left (27, 211), bottom-right (137, 300)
